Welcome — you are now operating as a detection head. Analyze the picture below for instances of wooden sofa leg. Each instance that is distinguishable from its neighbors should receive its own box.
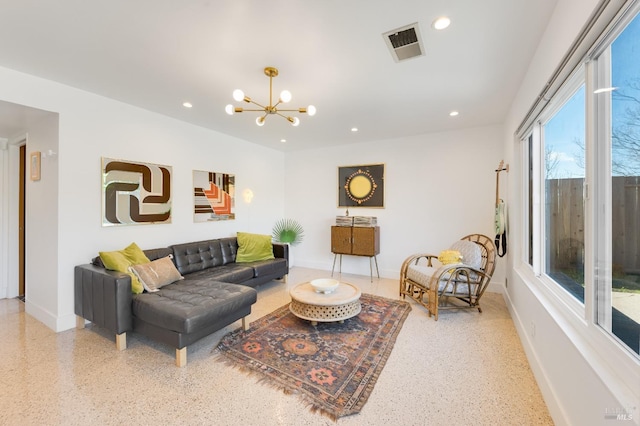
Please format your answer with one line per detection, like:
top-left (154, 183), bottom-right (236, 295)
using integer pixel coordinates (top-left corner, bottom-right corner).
top-left (242, 316), bottom-right (250, 331)
top-left (115, 332), bottom-right (127, 351)
top-left (76, 315), bottom-right (85, 329)
top-left (176, 347), bottom-right (187, 367)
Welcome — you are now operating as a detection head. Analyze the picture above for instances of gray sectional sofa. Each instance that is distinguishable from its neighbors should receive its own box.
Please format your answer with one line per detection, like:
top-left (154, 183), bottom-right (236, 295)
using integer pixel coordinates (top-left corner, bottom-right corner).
top-left (74, 237), bottom-right (289, 366)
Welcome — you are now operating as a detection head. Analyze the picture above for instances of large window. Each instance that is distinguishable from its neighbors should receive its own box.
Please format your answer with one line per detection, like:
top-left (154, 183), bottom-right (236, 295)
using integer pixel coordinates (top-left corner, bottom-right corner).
top-left (594, 10), bottom-right (640, 356)
top-left (523, 9), bottom-right (640, 357)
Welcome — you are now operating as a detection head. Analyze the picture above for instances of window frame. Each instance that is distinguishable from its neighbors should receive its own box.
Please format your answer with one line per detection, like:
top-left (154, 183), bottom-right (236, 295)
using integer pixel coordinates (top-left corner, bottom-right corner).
top-left (515, 0), bottom-right (640, 410)
top-left (531, 66), bottom-right (588, 318)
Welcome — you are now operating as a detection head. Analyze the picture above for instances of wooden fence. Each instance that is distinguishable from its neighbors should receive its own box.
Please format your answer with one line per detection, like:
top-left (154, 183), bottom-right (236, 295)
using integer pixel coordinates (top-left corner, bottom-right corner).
top-left (546, 176), bottom-right (640, 275)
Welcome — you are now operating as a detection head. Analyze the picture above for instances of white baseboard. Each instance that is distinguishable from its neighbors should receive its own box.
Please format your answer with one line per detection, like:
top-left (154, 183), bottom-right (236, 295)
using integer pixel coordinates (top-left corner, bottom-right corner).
top-left (24, 299), bottom-right (57, 331)
top-left (502, 289), bottom-right (570, 426)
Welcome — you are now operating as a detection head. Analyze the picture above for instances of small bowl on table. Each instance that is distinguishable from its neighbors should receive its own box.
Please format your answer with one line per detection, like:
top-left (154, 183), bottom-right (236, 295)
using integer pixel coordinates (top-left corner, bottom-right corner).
top-left (310, 278), bottom-right (339, 294)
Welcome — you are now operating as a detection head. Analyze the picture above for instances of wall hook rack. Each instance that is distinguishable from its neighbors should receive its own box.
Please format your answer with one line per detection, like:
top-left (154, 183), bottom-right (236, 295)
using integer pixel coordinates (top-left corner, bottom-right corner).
top-left (495, 160), bottom-right (509, 174)
top-left (495, 160), bottom-right (509, 206)
top-left (494, 160), bottom-right (509, 257)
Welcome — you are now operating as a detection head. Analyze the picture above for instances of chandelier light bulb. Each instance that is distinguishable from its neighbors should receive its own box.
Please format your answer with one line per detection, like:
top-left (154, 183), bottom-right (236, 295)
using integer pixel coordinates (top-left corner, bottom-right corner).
top-left (233, 89), bottom-right (245, 102)
top-left (256, 116), bottom-right (266, 126)
top-left (225, 104), bottom-right (235, 115)
top-left (291, 117), bottom-right (300, 126)
top-left (307, 105), bottom-right (317, 116)
top-left (280, 90), bottom-right (292, 103)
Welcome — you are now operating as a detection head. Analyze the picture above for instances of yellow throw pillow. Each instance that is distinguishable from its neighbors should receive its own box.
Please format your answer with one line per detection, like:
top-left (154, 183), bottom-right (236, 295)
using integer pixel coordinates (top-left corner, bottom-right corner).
top-left (99, 242), bottom-right (150, 294)
top-left (236, 232), bottom-right (275, 263)
top-left (120, 242), bottom-right (150, 265)
top-left (438, 250), bottom-right (463, 265)
top-left (129, 256), bottom-right (183, 292)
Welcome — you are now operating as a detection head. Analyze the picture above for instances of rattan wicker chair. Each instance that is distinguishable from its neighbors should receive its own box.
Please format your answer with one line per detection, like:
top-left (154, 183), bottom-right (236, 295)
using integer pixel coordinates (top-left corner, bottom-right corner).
top-left (399, 234), bottom-right (496, 320)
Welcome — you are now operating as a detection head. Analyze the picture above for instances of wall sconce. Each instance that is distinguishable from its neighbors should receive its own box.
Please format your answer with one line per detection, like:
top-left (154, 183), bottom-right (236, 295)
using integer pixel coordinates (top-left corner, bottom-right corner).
top-left (41, 149), bottom-right (57, 159)
top-left (242, 189), bottom-right (254, 204)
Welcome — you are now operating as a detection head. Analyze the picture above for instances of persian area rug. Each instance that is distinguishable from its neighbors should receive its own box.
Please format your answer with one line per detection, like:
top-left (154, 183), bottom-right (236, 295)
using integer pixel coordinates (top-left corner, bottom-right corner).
top-left (214, 293), bottom-right (411, 420)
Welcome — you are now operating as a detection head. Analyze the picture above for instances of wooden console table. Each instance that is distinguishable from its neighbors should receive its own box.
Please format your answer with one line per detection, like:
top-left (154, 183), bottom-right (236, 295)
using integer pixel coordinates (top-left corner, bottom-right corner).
top-left (331, 225), bottom-right (380, 281)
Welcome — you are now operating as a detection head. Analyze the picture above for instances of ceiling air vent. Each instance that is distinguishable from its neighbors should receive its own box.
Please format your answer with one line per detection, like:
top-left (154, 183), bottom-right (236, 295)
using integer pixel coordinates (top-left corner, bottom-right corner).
top-left (383, 23), bottom-right (424, 62)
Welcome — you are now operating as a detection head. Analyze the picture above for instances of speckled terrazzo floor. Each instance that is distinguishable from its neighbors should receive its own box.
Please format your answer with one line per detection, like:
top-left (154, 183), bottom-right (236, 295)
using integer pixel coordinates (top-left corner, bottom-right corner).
top-left (0, 268), bottom-right (553, 426)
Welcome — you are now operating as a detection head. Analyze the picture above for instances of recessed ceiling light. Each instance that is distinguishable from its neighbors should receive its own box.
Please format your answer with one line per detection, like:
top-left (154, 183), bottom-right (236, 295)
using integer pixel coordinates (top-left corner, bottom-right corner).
top-left (351, 127), bottom-right (358, 132)
top-left (449, 111), bottom-right (459, 117)
top-left (280, 139), bottom-right (286, 143)
top-left (183, 102), bottom-right (193, 108)
top-left (433, 17), bottom-right (451, 30)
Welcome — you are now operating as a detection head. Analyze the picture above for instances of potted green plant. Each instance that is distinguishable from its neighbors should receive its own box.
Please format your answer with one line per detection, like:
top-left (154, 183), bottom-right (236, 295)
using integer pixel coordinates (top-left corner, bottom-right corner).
top-left (272, 218), bottom-right (304, 246)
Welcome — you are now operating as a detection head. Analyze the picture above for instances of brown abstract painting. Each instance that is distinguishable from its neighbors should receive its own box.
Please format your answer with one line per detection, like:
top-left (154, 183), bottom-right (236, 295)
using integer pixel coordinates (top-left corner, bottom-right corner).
top-left (193, 170), bottom-right (235, 222)
top-left (102, 157), bottom-right (172, 226)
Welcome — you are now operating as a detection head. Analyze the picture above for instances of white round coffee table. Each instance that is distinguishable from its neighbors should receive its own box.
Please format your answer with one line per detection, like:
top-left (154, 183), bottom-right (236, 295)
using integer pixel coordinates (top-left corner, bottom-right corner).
top-left (289, 281), bottom-right (362, 326)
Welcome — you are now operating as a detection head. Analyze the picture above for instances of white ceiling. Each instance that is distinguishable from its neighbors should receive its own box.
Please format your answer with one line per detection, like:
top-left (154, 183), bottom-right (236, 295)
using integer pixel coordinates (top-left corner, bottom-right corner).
top-left (0, 0), bottom-right (558, 151)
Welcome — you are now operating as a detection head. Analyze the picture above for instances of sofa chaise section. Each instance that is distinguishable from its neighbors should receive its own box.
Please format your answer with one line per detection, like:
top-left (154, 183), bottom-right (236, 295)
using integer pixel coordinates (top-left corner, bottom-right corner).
top-left (132, 279), bottom-right (257, 367)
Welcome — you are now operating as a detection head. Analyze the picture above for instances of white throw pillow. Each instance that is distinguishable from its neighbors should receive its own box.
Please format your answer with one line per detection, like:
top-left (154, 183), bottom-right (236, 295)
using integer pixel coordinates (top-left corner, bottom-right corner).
top-left (449, 240), bottom-right (483, 269)
top-left (129, 255), bottom-right (183, 292)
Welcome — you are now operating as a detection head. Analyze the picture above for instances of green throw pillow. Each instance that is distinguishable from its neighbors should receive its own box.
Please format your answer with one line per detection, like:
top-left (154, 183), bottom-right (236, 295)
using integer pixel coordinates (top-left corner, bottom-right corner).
top-left (120, 242), bottom-right (150, 265)
top-left (236, 232), bottom-right (275, 263)
top-left (99, 242), bottom-right (150, 294)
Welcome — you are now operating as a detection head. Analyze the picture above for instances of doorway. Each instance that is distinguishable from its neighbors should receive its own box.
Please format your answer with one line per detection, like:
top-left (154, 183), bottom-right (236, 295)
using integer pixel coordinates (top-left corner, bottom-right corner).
top-left (18, 144), bottom-right (25, 300)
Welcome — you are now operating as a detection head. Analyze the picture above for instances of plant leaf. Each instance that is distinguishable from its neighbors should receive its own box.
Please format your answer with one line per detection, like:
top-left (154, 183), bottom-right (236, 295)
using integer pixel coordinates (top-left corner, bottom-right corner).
top-left (272, 218), bottom-right (304, 245)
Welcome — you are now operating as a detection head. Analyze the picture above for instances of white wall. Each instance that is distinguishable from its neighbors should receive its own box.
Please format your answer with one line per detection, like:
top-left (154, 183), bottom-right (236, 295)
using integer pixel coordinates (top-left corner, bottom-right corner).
top-left (25, 115), bottom-right (60, 328)
top-left (285, 124), bottom-right (506, 287)
top-left (503, 0), bottom-right (638, 424)
top-left (0, 66), bottom-right (286, 332)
